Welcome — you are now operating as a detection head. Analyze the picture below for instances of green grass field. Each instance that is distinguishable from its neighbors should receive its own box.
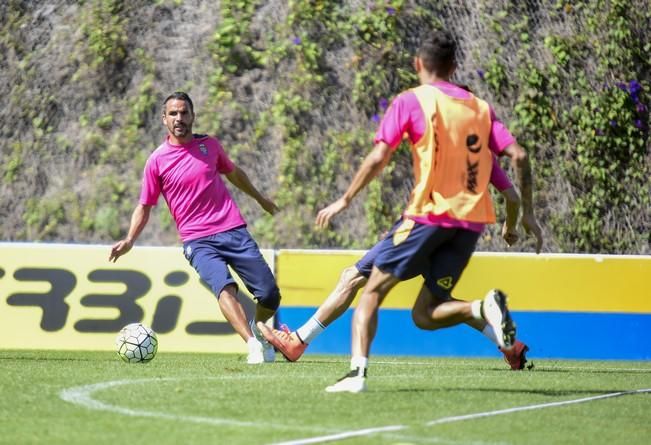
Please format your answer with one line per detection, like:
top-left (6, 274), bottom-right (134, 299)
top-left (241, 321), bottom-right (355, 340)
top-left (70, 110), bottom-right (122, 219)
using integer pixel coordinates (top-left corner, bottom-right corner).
top-left (1, 350), bottom-right (649, 445)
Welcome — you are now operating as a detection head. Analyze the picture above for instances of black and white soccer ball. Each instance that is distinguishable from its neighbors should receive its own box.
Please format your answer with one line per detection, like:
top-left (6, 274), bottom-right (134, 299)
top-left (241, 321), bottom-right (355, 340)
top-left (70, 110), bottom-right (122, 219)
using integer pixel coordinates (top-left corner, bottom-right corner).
top-left (115, 323), bottom-right (158, 363)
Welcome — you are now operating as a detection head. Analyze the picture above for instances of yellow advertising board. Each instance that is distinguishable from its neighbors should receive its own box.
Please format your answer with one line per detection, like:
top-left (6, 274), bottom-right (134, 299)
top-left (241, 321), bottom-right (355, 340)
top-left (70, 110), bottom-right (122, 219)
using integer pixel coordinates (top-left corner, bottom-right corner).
top-left (276, 250), bottom-right (651, 312)
top-left (0, 243), bottom-right (274, 353)
top-left (2, 243), bottom-right (649, 353)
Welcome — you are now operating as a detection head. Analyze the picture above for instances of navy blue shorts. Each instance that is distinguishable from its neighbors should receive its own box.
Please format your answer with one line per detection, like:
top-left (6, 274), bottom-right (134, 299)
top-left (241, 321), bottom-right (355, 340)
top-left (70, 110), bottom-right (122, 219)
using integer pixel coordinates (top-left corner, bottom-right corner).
top-left (356, 218), bottom-right (480, 299)
top-left (355, 239), bottom-right (383, 278)
top-left (182, 226), bottom-right (281, 310)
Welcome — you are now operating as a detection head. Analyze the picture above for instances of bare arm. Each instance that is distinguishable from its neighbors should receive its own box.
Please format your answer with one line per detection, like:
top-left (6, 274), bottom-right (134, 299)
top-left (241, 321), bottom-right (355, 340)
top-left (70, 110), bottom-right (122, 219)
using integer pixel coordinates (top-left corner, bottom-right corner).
top-left (500, 186), bottom-right (520, 246)
top-left (501, 143), bottom-right (543, 253)
top-left (225, 165), bottom-right (279, 215)
top-left (109, 204), bottom-right (152, 262)
top-left (315, 141), bottom-right (393, 228)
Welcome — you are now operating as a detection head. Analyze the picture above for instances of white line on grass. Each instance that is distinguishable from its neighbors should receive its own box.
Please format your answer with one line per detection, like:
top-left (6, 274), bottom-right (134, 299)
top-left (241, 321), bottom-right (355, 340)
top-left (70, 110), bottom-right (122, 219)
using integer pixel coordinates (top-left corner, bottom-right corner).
top-left (268, 425), bottom-right (407, 445)
top-left (426, 388), bottom-right (651, 425)
top-left (270, 388), bottom-right (651, 445)
top-left (59, 377), bottom-right (332, 433)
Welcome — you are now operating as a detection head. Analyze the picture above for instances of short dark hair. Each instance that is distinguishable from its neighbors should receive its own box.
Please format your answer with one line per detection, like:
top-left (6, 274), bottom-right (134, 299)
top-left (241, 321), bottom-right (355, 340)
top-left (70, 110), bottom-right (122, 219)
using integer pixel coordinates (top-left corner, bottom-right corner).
top-left (417, 30), bottom-right (457, 76)
top-left (163, 91), bottom-right (194, 114)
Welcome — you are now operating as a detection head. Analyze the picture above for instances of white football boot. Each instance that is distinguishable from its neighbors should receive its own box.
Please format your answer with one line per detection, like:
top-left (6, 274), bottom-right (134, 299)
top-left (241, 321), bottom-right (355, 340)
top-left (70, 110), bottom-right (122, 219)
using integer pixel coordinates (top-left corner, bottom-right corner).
top-left (250, 321), bottom-right (275, 363)
top-left (325, 368), bottom-right (367, 393)
top-left (482, 289), bottom-right (516, 350)
top-left (247, 337), bottom-right (266, 364)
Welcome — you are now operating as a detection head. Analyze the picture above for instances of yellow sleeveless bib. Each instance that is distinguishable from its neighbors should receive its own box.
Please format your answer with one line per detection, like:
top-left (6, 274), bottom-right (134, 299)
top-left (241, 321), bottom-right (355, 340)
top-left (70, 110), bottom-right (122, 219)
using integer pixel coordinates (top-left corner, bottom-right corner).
top-left (404, 85), bottom-right (496, 224)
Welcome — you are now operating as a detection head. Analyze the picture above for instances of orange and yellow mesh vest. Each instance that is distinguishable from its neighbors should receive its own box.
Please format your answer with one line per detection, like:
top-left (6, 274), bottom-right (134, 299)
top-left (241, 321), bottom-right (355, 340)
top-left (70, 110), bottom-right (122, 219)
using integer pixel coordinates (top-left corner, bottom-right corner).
top-left (404, 84), bottom-right (496, 224)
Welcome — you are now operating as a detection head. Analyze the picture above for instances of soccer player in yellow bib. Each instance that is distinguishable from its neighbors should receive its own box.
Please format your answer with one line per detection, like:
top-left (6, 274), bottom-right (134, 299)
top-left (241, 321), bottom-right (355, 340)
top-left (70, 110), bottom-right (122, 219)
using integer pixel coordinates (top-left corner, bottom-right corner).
top-left (257, 158), bottom-right (531, 370)
top-left (315, 30), bottom-right (541, 393)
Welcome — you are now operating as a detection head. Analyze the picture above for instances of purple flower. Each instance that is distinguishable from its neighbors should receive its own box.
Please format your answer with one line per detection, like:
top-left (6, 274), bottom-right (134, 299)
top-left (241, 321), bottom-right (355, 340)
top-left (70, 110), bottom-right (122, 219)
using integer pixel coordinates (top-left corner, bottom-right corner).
top-left (378, 97), bottom-right (389, 110)
top-left (372, 114), bottom-right (381, 123)
top-left (616, 82), bottom-right (627, 91)
top-left (634, 119), bottom-right (643, 129)
top-left (292, 36), bottom-right (301, 45)
top-left (636, 102), bottom-right (647, 113)
top-left (476, 69), bottom-right (485, 80)
top-left (609, 120), bottom-right (617, 127)
top-left (595, 128), bottom-right (604, 136)
top-left (386, 6), bottom-right (396, 15)
top-left (628, 80), bottom-right (642, 95)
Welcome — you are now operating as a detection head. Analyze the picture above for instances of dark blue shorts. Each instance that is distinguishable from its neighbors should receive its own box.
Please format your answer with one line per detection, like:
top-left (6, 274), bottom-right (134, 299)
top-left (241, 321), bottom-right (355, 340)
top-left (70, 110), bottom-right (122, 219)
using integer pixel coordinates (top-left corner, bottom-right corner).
top-left (355, 239), bottom-right (383, 278)
top-left (356, 218), bottom-right (480, 299)
top-left (182, 226), bottom-right (281, 310)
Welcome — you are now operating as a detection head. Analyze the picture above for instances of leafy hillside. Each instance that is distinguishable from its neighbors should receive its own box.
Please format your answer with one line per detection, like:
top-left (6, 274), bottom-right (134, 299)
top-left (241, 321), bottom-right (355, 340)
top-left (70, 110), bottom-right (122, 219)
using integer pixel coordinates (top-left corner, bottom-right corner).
top-left (1, 0), bottom-right (649, 253)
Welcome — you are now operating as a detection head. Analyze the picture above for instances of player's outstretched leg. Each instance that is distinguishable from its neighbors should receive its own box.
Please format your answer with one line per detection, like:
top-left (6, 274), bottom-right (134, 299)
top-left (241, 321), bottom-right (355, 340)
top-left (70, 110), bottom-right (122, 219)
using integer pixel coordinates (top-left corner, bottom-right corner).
top-left (501, 339), bottom-right (533, 370)
top-left (256, 321), bottom-right (307, 362)
top-left (482, 289), bottom-right (516, 350)
top-left (325, 368), bottom-right (367, 393)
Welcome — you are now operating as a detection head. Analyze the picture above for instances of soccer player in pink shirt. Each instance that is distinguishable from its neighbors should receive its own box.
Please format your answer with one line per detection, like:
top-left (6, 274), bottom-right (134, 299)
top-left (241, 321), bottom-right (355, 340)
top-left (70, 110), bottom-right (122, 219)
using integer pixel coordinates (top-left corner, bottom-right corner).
top-left (109, 92), bottom-right (280, 364)
top-left (312, 30), bottom-right (541, 393)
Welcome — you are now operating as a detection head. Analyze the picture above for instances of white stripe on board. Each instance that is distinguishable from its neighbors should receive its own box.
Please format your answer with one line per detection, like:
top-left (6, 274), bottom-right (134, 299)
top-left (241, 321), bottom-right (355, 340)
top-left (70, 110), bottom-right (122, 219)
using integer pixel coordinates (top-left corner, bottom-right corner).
top-left (277, 248), bottom-right (651, 260)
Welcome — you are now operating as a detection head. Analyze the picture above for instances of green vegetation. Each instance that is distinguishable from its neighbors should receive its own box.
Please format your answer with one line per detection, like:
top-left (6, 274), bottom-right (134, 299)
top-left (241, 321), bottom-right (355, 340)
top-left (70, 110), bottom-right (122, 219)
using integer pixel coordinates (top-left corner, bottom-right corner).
top-left (0, 0), bottom-right (648, 252)
top-left (1, 350), bottom-right (649, 444)
top-left (478, 0), bottom-right (650, 252)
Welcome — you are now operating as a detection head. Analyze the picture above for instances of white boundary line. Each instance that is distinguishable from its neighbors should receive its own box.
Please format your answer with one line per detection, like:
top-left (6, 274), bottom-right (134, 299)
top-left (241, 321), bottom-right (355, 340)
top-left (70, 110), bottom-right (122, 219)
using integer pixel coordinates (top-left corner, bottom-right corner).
top-left (426, 388), bottom-right (651, 425)
top-left (270, 388), bottom-right (651, 445)
top-left (59, 377), bottom-right (331, 434)
top-left (59, 376), bottom-right (651, 445)
top-left (268, 425), bottom-right (407, 445)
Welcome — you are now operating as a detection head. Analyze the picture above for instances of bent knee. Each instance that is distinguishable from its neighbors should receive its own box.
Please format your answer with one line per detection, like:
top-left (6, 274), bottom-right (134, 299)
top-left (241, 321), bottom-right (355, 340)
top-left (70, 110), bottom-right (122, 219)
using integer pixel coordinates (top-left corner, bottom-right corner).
top-left (411, 308), bottom-right (430, 330)
top-left (341, 266), bottom-right (365, 287)
top-left (411, 307), bottom-right (443, 331)
top-left (257, 285), bottom-right (281, 311)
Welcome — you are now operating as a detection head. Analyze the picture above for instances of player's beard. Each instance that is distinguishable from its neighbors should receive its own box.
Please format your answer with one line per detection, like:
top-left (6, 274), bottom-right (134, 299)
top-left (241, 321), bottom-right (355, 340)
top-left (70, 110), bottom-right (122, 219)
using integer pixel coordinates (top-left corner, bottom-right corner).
top-left (173, 123), bottom-right (189, 137)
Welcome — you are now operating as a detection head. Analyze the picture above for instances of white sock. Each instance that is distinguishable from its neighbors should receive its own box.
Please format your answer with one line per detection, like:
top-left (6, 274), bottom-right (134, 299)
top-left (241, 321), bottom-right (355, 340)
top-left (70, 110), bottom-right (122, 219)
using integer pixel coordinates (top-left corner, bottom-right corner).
top-left (296, 317), bottom-right (325, 344)
top-left (471, 300), bottom-right (483, 320)
top-left (350, 356), bottom-right (368, 376)
top-left (481, 324), bottom-right (499, 347)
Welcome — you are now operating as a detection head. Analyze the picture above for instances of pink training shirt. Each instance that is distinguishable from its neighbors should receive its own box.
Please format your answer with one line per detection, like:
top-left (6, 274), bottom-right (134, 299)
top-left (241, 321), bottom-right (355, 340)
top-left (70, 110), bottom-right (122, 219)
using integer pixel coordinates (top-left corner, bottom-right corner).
top-left (140, 135), bottom-right (246, 242)
top-left (490, 156), bottom-right (513, 192)
top-left (374, 81), bottom-right (516, 232)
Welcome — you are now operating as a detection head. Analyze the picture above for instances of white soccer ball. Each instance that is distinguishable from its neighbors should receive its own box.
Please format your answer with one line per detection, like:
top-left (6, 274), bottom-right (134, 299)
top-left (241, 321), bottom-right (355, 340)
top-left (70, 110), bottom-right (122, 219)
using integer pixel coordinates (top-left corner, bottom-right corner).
top-left (115, 323), bottom-right (158, 363)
